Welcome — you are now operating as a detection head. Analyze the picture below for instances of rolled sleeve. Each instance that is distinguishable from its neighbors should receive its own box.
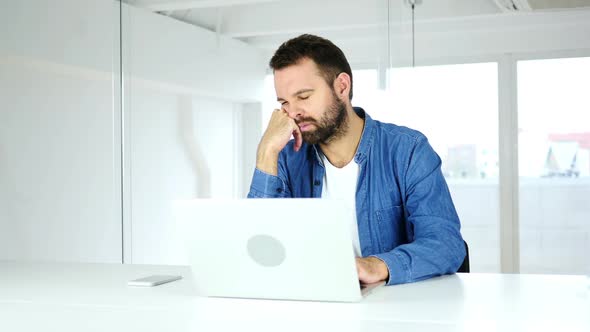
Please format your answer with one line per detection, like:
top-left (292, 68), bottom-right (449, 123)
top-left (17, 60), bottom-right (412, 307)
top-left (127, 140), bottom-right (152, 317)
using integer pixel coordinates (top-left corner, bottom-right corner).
top-left (247, 168), bottom-right (290, 198)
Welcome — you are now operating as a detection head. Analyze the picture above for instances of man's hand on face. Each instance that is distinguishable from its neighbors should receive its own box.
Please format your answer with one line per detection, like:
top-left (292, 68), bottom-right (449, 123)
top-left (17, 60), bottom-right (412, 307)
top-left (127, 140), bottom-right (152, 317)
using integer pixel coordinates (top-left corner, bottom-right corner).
top-left (356, 257), bottom-right (389, 284)
top-left (256, 109), bottom-right (303, 176)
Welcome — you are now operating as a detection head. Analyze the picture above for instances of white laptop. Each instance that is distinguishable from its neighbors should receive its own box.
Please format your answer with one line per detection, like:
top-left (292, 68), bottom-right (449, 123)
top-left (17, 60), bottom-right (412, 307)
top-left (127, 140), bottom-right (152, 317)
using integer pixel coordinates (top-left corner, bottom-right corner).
top-left (175, 198), bottom-right (384, 302)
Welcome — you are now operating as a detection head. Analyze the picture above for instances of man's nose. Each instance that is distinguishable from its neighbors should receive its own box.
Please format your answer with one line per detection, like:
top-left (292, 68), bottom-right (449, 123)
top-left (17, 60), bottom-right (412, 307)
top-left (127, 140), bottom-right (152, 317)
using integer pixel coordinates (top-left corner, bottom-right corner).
top-left (284, 106), bottom-right (302, 120)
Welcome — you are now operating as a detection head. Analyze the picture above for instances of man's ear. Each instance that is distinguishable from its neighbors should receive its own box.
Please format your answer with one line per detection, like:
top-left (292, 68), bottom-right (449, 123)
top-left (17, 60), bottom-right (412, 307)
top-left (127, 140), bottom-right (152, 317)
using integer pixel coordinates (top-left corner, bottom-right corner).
top-left (333, 72), bottom-right (351, 100)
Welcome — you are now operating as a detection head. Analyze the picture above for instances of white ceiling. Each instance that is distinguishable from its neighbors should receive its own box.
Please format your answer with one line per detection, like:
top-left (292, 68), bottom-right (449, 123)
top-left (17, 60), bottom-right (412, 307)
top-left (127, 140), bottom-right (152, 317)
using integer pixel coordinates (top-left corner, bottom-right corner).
top-left (127, 0), bottom-right (504, 37)
top-left (123, 0), bottom-right (590, 65)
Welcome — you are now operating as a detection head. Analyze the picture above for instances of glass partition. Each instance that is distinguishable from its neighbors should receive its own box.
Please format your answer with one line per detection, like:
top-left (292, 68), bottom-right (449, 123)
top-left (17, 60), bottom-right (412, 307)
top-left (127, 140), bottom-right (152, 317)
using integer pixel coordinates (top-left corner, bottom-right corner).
top-left (0, 0), bottom-right (122, 262)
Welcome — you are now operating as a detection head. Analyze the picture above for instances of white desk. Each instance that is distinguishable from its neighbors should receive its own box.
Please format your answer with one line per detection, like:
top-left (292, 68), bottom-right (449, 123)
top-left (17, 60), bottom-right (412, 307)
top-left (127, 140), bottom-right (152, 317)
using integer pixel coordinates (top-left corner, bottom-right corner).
top-left (0, 261), bottom-right (588, 332)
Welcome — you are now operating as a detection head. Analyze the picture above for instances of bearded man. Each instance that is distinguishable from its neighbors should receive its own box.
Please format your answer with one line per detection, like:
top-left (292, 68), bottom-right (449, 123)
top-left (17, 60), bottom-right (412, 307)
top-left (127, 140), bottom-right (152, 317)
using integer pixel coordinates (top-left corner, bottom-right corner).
top-left (248, 34), bottom-right (466, 285)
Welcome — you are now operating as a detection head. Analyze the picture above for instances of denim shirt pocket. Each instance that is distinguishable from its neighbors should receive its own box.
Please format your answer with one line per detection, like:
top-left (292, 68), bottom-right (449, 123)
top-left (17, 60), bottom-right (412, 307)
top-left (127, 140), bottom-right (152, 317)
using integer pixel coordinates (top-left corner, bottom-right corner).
top-left (374, 205), bottom-right (404, 252)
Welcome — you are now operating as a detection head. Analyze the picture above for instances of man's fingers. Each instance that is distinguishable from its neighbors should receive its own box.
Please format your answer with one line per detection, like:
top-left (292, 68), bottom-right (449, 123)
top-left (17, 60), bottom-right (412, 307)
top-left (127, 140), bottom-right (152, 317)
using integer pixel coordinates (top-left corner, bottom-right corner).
top-left (356, 257), bottom-right (388, 284)
top-left (281, 108), bottom-right (301, 152)
top-left (355, 258), bottom-right (365, 278)
top-left (292, 124), bottom-right (303, 152)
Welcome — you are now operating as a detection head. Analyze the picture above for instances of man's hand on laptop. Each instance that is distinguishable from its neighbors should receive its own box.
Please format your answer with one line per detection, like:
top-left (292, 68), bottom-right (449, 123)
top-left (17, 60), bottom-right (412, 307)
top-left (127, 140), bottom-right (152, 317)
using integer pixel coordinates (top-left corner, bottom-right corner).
top-left (356, 257), bottom-right (389, 284)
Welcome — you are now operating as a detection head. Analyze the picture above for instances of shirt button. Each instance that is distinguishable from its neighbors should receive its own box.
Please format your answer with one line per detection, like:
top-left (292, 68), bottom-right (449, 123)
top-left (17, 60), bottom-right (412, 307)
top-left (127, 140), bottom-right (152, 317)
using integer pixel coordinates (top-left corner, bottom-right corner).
top-left (276, 188), bottom-right (283, 193)
top-left (314, 180), bottom-right (320, 186)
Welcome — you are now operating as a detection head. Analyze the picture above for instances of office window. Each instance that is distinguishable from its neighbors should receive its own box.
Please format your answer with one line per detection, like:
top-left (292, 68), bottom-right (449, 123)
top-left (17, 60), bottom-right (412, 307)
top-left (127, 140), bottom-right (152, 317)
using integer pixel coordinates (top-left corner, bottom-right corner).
top-left (380, 63), bottom-right (500, 272)
top-left (518, 56), bottom-right (590, 275)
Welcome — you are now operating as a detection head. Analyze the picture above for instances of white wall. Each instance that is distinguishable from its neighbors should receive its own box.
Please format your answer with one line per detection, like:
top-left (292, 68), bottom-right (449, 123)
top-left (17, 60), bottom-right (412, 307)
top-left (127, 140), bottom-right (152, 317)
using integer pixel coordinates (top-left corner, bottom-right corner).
top-left (123, 4), bottom-right (266, 264)
top-left (127, 93), bottom-right (261, 264)
top-left (0, 0), bottom-right (122, 263)
top-left (238, 103), bottom-right (263, 198)
top-left (128, 91), bottom-right (238, 264)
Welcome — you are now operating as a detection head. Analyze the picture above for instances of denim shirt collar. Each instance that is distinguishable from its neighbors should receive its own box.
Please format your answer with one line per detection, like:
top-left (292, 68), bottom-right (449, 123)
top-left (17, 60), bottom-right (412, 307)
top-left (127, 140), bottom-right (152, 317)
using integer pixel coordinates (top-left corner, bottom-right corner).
top-left (310, 106), bottom-right (375, 166)
top-left (352, 106), bottom-right (375, 164)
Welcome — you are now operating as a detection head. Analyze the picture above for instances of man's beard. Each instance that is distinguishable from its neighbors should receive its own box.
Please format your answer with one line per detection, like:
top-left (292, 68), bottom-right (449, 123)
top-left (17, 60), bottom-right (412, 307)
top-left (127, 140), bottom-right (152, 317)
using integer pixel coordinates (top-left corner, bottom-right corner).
top-left (297, 91), bottom-right (348, 145)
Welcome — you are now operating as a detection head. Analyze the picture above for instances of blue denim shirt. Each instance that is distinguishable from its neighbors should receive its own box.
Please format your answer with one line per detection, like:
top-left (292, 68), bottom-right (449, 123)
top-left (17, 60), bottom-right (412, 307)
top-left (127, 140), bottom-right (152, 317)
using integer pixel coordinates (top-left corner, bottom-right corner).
top-left (248, 107), bottom-right (465, 285)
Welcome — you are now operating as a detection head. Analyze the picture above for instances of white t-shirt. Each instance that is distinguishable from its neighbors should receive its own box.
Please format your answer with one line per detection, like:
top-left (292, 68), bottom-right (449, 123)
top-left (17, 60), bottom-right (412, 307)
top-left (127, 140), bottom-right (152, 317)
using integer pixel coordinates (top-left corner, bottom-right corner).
top-left (320, 154), bottom-right (362, 257)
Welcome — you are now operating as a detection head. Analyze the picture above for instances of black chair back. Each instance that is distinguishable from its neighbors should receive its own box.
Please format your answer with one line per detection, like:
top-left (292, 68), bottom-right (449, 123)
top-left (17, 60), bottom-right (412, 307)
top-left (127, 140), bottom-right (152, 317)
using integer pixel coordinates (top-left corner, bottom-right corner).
top-left (457, 240), bottom-right (470, 273)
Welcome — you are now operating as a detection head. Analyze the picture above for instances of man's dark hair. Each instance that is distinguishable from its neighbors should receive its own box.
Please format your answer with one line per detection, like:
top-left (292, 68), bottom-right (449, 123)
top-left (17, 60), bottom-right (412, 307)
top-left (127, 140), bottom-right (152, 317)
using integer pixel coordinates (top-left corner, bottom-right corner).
top-left (269, 34), bottom-right (353, 100)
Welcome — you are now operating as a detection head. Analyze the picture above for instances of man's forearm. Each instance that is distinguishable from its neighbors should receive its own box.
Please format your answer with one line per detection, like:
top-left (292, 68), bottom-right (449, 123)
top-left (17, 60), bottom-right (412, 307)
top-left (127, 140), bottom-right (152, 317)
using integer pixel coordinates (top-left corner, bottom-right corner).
top-left (374, 226), bottom-right (465, 285)
top-left (256, 147), bottom-right (279, 176)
